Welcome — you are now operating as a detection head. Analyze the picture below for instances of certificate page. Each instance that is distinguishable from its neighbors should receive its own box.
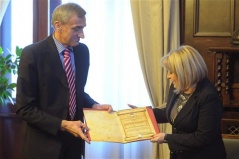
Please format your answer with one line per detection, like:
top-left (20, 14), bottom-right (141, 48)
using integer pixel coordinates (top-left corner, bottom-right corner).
top-left (83, 110), bottom-right (123, 142)
top-left (83, 107), bottom-right (159, 143)
top-left (116, 108), bottom-right (157, 142)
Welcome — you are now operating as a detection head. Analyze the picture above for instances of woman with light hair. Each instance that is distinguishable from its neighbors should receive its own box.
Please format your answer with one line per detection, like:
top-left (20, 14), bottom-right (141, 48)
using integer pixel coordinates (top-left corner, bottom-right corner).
top-left (152, 45), bottom-right (227, 159)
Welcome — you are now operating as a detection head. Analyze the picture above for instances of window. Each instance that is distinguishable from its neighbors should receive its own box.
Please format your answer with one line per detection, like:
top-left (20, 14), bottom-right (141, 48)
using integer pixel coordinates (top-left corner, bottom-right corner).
top-left (12, 1), bottom-right (33, 97)
top-left (0, 0), bottom-right (33, 98)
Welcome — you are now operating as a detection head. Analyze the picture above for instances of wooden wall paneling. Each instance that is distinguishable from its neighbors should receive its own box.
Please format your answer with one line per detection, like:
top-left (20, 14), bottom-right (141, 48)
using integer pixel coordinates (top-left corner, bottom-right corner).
top-left (182, 0), bottom-right (239, 139)
top-left (209, 47), bottom-right (239, 106)
top-left (181, 0), bottom-right (236, 83)
top-left (208, 47), bottom-right (239, 138)
top-left (0, 104), bottom-right (23, 159)
top-left (194, 0), bottom-right (234, 37)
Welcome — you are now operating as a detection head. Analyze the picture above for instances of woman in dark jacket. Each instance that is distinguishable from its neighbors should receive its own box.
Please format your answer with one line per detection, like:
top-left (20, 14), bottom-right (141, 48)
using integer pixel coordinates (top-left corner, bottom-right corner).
top-left (151, 45), bottom-right (226, 159)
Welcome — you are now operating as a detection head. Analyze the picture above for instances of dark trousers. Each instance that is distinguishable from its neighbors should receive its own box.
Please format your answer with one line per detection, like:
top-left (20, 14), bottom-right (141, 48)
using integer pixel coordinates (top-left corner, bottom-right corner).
top-left (58, 131), bottom-right (84, 159)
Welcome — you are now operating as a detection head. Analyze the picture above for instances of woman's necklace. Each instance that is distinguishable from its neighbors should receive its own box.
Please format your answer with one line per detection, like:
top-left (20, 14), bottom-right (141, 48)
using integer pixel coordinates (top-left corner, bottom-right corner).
top-left (171, 92), bottom-right (192, 122)
top-left (177, 92), bottom-right (192, 113)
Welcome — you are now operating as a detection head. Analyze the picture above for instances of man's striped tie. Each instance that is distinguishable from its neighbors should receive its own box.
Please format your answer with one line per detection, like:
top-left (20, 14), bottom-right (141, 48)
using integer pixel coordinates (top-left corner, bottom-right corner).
top-left (63, 49), bottom-right (76, 120)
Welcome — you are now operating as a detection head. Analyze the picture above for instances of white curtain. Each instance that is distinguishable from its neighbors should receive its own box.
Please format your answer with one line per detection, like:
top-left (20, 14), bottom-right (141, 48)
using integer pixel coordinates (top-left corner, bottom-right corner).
top-left (0, 0), bottom-right (10, 26)
top-left (62, 0), bottom-right (153, 158)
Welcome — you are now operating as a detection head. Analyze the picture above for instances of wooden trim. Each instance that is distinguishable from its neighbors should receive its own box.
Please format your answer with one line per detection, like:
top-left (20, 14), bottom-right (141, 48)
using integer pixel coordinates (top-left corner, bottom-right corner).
top-left (236, 0), bottom-right (239, 30)
top-left (33, 0), bottom-right (48, 43)
top-left (193, 0), bottom-right (235, 37)
top-left (209, 47), bottom-right (239, 53)
top-left (222, 134), bottom-right (239, 139)
top-left (180, 0), bottom-right (185, 45)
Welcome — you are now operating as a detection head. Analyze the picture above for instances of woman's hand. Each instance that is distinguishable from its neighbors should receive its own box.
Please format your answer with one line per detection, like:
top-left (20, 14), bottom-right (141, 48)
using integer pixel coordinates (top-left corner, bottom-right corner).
top-left (150, 133), bottom-right (167, 144)
top-left (127, 104), bottom-right (138, 109)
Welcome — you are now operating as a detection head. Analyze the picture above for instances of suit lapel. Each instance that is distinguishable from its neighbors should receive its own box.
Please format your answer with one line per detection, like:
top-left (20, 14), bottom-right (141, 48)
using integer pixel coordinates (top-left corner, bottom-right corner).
top-left (166, 91), bottom-right (178, 124)
top-left (166, 84), bottom-right (199, 125)
top-left (44, 36), bottom-right (68, 88)
top-left (174, 91), bottom-right (198, 124)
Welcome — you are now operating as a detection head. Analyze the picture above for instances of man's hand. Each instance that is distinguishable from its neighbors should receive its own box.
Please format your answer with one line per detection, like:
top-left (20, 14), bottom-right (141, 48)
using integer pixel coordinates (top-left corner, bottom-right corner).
top-left (61, 120), bottom-right (90, 144)
top-left (92, 104), bottom-right (113, 113)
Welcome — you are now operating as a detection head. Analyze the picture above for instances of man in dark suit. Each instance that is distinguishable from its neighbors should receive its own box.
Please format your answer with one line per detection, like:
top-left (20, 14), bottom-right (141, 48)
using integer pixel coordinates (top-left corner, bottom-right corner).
top-left (16, 3), bottom-right (112, 159)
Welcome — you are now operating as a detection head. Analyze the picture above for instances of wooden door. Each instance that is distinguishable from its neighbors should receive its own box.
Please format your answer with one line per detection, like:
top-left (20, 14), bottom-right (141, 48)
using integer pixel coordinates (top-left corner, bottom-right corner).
top-left (180, 0), bottom-right (239, 138)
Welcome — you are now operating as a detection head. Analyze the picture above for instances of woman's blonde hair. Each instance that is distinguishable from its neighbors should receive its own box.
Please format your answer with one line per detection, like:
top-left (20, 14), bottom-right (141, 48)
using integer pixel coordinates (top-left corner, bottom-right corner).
top-left (161, 45), bottom-right (208, 93)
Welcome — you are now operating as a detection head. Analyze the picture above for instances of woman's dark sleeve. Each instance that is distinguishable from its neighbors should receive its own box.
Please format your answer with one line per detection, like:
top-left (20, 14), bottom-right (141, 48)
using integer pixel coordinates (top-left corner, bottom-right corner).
top-left (153, 108), bottom-right (168, 123)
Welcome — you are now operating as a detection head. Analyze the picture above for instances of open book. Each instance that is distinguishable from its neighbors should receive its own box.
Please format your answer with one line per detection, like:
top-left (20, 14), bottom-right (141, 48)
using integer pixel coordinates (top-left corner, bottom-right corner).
top-left (83, 107), bottom-right (160, 143)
